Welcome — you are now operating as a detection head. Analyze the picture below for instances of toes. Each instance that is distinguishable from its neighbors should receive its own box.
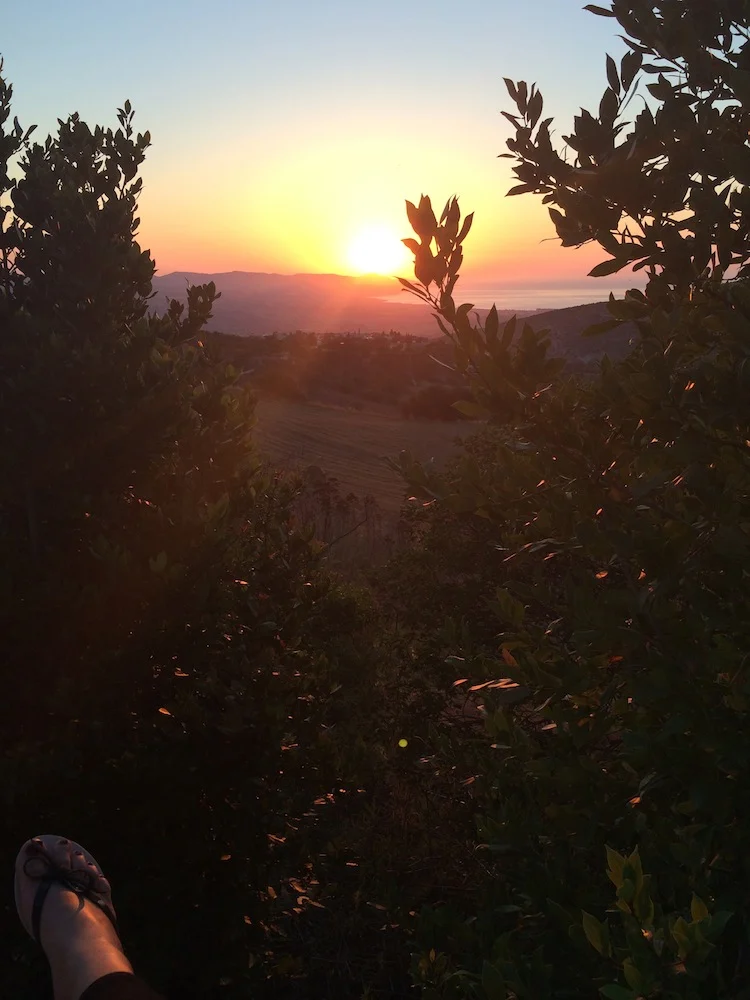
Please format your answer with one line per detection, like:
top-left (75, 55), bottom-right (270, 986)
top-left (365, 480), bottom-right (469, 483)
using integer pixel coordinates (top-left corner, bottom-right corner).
top-left (94, 874), bottom-right (111, 895)
top-left (42, 835), bottom-right (74, 870)
top-left (67, 843), bottom-right (113, 902)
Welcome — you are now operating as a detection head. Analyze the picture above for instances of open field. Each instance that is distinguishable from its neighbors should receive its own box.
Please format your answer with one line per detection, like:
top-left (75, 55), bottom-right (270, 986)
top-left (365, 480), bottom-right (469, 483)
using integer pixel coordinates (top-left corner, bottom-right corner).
top-left (254, 397), bottom-right (467, 510)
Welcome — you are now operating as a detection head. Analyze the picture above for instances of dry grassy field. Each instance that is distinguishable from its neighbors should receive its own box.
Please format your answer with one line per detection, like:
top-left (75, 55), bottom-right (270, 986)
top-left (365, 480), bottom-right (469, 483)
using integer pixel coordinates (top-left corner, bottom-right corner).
top-left (254, 397), bottom-right (466, 510)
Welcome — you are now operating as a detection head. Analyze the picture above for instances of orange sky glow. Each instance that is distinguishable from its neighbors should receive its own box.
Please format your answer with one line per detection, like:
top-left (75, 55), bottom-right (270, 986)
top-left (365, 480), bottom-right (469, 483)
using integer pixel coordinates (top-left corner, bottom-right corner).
top-left (6, 1), bottom-right (629, 292)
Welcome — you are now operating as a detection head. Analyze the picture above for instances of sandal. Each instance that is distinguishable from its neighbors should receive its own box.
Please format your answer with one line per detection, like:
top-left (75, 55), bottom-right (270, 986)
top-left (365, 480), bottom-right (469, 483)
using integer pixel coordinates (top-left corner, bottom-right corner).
top-left (15, 835), bottom-right (118, 944)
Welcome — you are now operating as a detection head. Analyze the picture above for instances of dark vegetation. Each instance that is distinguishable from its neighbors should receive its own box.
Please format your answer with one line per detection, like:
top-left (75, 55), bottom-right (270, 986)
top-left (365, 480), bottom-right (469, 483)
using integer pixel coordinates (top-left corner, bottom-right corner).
top-left (3, 3), bottom-right (750, 999)
top-left (205, 329), bottom-right (470, 414)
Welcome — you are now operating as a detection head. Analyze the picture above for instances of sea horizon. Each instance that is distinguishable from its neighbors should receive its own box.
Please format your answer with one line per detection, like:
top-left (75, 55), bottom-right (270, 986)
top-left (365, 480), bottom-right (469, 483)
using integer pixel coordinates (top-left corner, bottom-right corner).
top-left (383, 281), bottom-right (646, 312)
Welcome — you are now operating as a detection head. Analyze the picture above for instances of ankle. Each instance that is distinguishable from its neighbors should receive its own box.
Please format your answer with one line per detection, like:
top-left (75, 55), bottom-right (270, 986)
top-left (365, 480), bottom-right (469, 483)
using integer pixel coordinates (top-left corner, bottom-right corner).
top-left (48, 935), bottom-right (133, 1000)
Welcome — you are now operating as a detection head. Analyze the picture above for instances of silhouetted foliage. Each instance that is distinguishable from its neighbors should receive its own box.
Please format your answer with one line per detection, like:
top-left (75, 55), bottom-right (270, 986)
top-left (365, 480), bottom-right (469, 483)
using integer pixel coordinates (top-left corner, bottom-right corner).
top-left (0, 70), bottom-right (378, 1000)
top-left (400, 383), bottom-right (473, 421)
top-left (390, 3), bottom-right (750, 997)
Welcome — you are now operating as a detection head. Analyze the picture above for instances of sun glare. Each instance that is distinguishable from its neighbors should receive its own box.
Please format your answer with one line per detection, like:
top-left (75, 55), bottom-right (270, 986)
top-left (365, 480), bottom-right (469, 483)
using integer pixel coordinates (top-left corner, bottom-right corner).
top-left (347, 225), bottom-right (410, 276)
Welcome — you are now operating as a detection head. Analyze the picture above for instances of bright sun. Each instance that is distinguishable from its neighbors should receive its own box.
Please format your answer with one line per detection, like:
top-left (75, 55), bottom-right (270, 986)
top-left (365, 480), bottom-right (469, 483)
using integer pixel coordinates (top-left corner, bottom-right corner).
top-left (347, 225), bottom-right (410, 275)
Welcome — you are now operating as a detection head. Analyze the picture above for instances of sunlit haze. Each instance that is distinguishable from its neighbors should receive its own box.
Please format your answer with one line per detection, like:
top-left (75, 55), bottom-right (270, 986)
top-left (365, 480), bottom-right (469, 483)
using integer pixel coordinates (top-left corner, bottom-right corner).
top-left (4, 1), bottom-right (627, 290)
top-left (347, 226), bottom-right (412, 276)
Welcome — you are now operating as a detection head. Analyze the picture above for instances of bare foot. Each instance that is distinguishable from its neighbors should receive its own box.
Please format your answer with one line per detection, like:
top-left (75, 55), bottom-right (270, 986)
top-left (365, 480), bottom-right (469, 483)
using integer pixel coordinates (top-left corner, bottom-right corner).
top-left (15, 835), bottom-right (134, 1000)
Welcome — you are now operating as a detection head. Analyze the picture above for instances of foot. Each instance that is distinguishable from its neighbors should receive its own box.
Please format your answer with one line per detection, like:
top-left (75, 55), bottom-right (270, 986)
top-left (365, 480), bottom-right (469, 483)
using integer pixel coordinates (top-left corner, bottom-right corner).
top-left (15, 835), bottom-right (134, 1000)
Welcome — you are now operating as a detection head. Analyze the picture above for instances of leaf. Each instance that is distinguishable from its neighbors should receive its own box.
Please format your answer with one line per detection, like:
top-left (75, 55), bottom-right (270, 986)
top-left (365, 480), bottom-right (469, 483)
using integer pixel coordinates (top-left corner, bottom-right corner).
top-left (589, 257), bottom-right (626, 277)
top-left (485, 304), bottom-right (499, 345)
top-left (502, 647), bottom-right (518, 668)
top-left (633, 876), bottom-right (654, 927)
top-left (495, 588), bottom-right (525, 627)
top-left (606, 846), bottom-right (626, 888)
top-left (606, 54), bottom-right (620, 94)
top-left (456, 212), bottom-right (474, 244)
top-left (625, 848), bottom-right (643, 889)
top-left (691, 895), bottom-right (709, 922)
top-left (621, 50), bottom-right (642, 90)
top-left (501, 315), bottom-right (516, 350)
top-left (708, 911), bottom-right (734, 940)
top-left (453, 399), bottom-right (487, 419)
top-left (406, 200), bottom-right (420, 235)
top-left (503, 78), bottom-right (518, 102)
top-left (599, 986), bottom-right (636, 1000)
top-left (527, 90), bottom-right (543, 127)
top-left (583, 318), bottom-right (622, 337)
top-left (584, 3), bottom-right (615, 15)
top-left (672, 916), bottom-right (691, 959)
top-left (481, 960), bottom-right (506, 1000)
top-left (582, 911), bottom-right (611, 956)
top-left (599, 87), bottom-right (618, 123)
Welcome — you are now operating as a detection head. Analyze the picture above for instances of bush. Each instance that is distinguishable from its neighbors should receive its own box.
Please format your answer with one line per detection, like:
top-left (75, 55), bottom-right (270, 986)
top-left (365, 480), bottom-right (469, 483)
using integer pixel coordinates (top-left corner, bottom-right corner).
top-left (401, 383), bottom-right (474, 421)
top-left (391, 4), bottom-right (750, 997)
top-left (0, 69), bottom-right (376, 999)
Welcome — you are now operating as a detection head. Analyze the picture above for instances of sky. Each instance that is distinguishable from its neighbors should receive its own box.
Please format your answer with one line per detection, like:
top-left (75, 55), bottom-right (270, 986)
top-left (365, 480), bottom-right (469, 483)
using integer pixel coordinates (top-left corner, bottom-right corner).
top-left (3, 1), bottom-right (630, 290)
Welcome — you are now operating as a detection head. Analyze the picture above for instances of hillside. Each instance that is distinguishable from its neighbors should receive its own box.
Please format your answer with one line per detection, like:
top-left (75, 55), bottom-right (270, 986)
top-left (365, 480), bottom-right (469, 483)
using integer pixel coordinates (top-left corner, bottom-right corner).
top-left (151, 270), bottom-right (526, 339)
top-left (254, 398), bottom-right (464, 511)
top-left (153, 270), bottom-right (634, 365)
top-left (522, 299), bottom-right (635, 366)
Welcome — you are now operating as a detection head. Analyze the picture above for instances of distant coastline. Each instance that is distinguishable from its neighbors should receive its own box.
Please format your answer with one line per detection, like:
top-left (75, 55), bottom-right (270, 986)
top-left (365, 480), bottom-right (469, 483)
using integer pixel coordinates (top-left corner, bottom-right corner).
top-left (152, 270), bottom-right (644, 337)
top-left (382, 282), bottom-right (646, 312)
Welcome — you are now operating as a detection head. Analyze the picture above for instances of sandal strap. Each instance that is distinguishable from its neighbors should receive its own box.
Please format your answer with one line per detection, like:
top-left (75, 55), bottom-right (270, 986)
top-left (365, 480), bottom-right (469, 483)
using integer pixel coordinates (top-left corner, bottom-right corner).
top-left (25, 853), bottom-right (118, 943)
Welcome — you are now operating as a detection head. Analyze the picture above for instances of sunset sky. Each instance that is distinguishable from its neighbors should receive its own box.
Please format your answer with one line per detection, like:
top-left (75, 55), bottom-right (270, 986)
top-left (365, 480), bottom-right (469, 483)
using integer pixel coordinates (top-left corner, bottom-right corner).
top-left (4, 1), bottom-right (628, 289)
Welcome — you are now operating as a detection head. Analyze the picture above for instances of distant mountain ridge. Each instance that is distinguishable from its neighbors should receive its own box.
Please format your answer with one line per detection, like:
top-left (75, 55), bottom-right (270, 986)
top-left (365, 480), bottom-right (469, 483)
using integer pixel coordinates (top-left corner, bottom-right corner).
top-left (151, 270), bottom-right (527, 340)
top-left (152, 270), bottom-right (633, 364)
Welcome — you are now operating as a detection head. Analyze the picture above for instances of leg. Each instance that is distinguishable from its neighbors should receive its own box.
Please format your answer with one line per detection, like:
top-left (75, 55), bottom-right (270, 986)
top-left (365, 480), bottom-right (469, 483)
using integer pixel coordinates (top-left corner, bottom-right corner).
top-left (15, 835), bottom-right (164, 1000)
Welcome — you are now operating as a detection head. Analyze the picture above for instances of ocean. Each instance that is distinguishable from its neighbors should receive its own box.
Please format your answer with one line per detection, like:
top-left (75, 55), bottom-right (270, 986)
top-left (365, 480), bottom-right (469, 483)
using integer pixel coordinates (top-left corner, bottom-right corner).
top-left (384, 282), bottom-right (645, 312)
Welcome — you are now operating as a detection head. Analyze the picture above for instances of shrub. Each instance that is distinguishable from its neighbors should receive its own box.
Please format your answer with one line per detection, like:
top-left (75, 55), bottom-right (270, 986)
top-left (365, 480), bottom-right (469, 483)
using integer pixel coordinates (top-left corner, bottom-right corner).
top-left (401, 383), bottom-right (473, 421)
top-left (0, 68), bottom-right (375, 999)
top-left (392, 3), bottom-right (750, 997)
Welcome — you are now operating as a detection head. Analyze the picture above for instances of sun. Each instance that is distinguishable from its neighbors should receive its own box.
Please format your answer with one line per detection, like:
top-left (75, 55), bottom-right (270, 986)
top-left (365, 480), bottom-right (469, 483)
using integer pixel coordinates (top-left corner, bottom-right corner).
top-left (347, 224), bottom-right (411, 276)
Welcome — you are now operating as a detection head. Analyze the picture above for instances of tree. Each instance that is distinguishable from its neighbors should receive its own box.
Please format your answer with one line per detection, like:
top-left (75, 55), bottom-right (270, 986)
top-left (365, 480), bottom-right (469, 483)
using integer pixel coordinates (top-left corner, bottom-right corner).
top-left (394, 3), bottom-right (750, 997)
top-left (0, 67), bottom-right (375, 998)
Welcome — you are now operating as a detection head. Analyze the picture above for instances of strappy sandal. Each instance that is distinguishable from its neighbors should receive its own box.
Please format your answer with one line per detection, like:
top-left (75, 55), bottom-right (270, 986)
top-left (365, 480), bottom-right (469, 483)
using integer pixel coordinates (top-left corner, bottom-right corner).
top-left (15, 836), bottom-right (118, 944)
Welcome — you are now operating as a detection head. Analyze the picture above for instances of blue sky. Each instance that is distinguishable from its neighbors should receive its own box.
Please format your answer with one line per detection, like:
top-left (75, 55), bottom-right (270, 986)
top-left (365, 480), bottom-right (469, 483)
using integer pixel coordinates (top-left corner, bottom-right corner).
top-left (3, 1), bottom-right (627, 282)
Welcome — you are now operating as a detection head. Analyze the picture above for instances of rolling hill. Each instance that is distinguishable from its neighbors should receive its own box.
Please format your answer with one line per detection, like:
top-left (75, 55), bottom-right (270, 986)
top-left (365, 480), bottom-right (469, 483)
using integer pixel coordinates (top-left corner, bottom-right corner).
top-left (153, 270), bottom-right (634, 366)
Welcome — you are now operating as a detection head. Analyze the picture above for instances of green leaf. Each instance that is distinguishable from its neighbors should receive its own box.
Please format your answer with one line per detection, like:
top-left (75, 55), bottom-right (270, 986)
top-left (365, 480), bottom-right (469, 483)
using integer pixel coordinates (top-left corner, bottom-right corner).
top-left (481, 960), bottom-right (506, 1000)
top-left (708, 911), bottom-right (734, 941)
top-left (672, 916), bottom-right (692, 959)
top-left (633, 877), bottom-right (654, 928)
top-left (691, 895), bottom-right (709, 922)
top-left (599, 986), bottom-right (636, 1000)
top-left (605, 846), bottom-right (626, 888)
top-left (622, 960), bottom-right (643, 994)
top-left (582, 911), bottom-right (611, 956)
top-left (494, 588), bottom-right (525, 627)
top-left (453, 399), bottom-right (487, 419)
top-left (625, 848), bottom-right (643, 889)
